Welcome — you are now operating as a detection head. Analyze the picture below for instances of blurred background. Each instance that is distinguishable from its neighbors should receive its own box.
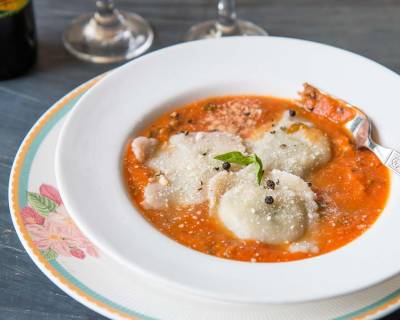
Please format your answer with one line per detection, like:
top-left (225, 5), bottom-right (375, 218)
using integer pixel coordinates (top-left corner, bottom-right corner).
top-left (1, 0), bottom-right (400, 319)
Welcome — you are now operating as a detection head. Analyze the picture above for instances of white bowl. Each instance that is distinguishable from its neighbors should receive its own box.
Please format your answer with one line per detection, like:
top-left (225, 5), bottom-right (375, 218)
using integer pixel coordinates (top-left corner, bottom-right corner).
top-left (56, 37), bottom-right (400, 304)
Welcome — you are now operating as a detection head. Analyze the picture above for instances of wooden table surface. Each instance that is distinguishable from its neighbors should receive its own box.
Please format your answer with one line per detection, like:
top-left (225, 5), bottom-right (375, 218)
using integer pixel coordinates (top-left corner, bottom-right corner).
top-left (1, 0), bottom-right (400, 319)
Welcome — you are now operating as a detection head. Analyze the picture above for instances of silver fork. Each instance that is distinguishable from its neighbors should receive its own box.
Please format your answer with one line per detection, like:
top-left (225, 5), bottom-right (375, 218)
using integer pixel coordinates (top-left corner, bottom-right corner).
top-left (315, 87), bottom-right (400, 176)
top-left (346, 110), bottom-right (400, 176)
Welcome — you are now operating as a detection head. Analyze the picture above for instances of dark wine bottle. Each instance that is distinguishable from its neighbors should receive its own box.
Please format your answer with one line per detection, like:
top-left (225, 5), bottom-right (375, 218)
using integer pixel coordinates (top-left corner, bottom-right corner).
top-left (0, 0), bottom-right (37, 80)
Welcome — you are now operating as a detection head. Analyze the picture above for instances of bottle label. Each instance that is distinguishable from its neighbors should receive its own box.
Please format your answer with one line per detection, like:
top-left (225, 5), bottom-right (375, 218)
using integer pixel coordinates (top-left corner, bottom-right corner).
top-left (0, 0), bottom-right (29, 17)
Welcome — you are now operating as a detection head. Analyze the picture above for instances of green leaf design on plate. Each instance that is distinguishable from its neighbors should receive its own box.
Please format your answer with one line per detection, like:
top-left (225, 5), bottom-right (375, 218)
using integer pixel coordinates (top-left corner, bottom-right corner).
top-left (214, 151), bottom-right (264, 185)
top-left (27, 192), bottom-right (58, 217)
top-left (42, 248), bottom-right (58, 261)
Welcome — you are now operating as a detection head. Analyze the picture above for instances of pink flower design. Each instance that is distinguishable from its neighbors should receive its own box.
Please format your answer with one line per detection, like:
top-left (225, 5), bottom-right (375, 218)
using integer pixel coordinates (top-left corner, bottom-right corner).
top-left (39, 184), bottom-right (63, 205)
top-left (21, 207), bottom-right (45, 225)
top-left (84, 241), bottom-right (99, 258)
top-left (49, 206), bottom-right (100, 258)
top-left (23, 185), bottom-right (99, 260)
top-left (27, 223), bottom-right (75, 257)
top-left (47, 206), bottom-right (89, 245)
top-left (70, 247), bottom-right (85, 259)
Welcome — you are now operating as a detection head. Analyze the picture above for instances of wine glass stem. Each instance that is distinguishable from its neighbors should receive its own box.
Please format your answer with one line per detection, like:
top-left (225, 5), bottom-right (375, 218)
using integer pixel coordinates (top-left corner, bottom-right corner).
top-left (217, 0), bottom-right (238, 30)
top-left (94, 0), bottom-right (122, 27)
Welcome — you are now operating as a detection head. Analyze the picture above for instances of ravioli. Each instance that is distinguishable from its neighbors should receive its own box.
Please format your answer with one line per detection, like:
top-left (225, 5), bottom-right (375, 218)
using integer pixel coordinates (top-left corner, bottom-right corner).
top-left (132, 132), bottom-right (246, 209)
top-left (131, 136), bottom-right (159, 162)
top-left (248, 111), bottom-right (331, 177)
top-left (208, 165), bottom-right (318, 244)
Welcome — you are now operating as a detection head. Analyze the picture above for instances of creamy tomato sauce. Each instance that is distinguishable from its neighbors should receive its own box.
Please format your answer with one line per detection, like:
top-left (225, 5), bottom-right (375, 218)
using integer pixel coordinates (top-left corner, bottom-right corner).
top-left (123, 86), bottom-right (389, 262)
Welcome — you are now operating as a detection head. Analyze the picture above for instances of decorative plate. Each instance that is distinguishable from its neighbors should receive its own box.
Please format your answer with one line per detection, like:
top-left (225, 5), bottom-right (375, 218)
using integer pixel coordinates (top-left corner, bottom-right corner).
top-left (8, 75), bottom-right (400, 320)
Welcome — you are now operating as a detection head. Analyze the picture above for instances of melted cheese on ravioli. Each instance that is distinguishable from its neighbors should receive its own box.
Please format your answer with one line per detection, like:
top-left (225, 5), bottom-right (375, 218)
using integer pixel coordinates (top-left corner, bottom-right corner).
top-left (132, 132), bottom-right (246, 209)
top-left (248, 112), bottom-right (331, 177)
top-left (208, 165), bottom-right (318, 244)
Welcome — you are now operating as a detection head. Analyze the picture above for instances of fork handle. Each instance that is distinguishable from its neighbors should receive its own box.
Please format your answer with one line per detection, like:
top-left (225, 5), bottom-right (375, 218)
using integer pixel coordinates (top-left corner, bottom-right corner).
top-left (385, 150), bottom-right (400, 176)
top-left (367, 141), bottom-right (400, 176)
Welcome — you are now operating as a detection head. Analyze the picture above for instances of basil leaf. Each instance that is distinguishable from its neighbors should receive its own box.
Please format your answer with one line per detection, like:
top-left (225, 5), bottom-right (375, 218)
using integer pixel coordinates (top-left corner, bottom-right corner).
top-left (214, 151), bottom-right (264, 184)
top-left (214, 151), bottom-right (253, 165)
top-left (250, 154), bottom-right (264, 185)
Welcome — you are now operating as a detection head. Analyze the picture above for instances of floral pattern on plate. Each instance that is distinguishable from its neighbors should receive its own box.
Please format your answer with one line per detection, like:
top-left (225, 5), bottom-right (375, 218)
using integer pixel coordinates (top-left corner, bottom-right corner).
top-left (21, 184), bottom-right (98, 260)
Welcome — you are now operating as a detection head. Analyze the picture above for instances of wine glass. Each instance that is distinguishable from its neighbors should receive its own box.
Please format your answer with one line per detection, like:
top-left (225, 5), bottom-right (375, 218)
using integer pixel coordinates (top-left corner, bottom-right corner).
top-left (63, 0), bottom-right (154, 63)
top-left (184, 0), bottom-right (267, 41)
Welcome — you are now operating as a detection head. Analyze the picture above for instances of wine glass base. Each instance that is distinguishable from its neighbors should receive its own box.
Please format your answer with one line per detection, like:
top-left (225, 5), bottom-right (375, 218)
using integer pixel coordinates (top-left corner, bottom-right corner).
top-left (63, 12), bottom-right (154, 64)
top-left (184, 19), bottom-right (267, 41)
